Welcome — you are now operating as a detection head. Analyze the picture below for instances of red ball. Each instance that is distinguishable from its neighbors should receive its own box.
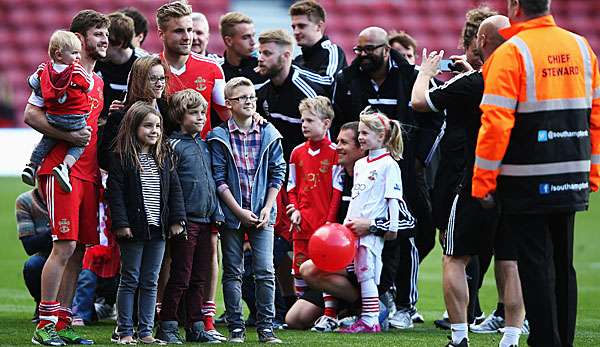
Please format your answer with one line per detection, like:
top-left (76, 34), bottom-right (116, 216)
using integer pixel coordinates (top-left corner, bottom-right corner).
top-left (308, 223), bottom-right (357, 272)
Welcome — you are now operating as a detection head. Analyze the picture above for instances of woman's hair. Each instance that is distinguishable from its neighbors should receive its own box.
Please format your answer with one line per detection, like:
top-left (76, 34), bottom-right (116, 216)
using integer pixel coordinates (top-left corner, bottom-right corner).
top-left (113, 101), bottom-right (169, 169)
top-left (359, 106), bottom-right (403, 160)
top-left (124, 55), bottom-right (169, 108)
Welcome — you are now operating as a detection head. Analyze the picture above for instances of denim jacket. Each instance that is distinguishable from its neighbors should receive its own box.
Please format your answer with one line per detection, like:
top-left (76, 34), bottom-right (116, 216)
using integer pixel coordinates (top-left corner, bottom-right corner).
top-left (207, 121), bottom-right (286, 229)
top-left (169, 131), bottom-right (225, 224)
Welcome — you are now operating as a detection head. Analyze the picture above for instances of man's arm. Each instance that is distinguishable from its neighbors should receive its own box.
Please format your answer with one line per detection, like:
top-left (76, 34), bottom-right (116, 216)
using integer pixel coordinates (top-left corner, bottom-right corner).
top-left (24, 103), bottom-right (91, 147)
top-left (411, 49), bottom-right (444, 112)
top-left (588, 41), bottom-right (600, 192)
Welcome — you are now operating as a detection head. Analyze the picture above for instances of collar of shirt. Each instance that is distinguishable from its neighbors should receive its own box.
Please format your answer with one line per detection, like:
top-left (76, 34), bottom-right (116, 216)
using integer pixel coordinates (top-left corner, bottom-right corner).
top-left (307, 136), bottom-right (331, 150)
top-left (370, 58), bottom-right (399, 92)
top-left (300, 35), bottom-right (329, 59)
top-left (222, 51), bottom-right (258, 69)
top-left (228, 117), bottom-right (260, 135)
top-left (500, 15), bottom-right (556, 40)
top-left (161, 51), bottom-right (190, 75)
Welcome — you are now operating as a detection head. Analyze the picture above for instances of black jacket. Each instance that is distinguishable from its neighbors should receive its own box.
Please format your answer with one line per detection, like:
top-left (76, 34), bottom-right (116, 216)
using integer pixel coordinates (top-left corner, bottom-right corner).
top-left (107, 152), bottom-right (186, 240)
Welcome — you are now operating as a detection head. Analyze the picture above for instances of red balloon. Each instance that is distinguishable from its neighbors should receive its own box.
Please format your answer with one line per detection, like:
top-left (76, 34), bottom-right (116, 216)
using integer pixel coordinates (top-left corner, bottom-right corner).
top-left (308, 223), bottom-right (357, 272)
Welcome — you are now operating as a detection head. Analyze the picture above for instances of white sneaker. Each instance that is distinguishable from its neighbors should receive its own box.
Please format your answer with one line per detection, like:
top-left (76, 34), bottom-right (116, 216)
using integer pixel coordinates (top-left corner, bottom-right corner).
top-left (311, 315), bottom-right (339, 332)
top-left (411, 310), bottom-right (425, 323)
top-left (338, 316), bottom-right (357, 329)
top-left (205, 329), bottom-right (227, 341)
top-left (470, 310), bottom-right (505, 334)
top-left (498, 319), bottom-right (530, 335)
top-left (52, 163), bottom-right (72, 193)
top-left (389, 310), bottom-right (414, 329)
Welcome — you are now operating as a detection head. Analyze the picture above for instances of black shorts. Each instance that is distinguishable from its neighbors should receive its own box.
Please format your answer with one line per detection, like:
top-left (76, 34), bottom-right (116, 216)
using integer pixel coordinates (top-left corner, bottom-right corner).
top-left (443, 191), bottom-right (516, 260)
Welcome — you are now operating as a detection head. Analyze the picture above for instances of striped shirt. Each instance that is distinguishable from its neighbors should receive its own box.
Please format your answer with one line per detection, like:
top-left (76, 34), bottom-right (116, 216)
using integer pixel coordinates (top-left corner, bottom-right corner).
top-left (225, 117), bottom-right (262, 209)
top-left (139, 153), bottom-right (161, 226)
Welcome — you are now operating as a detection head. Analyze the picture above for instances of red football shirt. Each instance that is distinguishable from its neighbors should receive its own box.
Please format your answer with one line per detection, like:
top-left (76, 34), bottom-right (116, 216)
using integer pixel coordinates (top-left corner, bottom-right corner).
top-left (37, 73), bottom-right (103, 183)
top-left (34, 61), bottom-right (93, 116)
top-left (162, 52), bottom-right (227, 138)
top-left (287, 137), bottom-right (343, 240)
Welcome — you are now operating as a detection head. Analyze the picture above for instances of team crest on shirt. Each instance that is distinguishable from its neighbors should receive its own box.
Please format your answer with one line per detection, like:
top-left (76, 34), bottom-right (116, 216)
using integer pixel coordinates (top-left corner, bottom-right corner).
top-left (319, 159), bottom-right (330, 173)
top-left (195, 76), bottom-right (207, 91)
top-left (368, 170), bottom-right (378, 181)
top-left (58, 219), bottom-right (71, 233)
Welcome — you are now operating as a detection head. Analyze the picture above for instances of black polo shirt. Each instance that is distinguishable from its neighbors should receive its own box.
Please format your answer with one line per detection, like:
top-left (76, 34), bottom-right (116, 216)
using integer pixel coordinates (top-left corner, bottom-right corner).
top-left (426, 70), bottom-right (484, 195)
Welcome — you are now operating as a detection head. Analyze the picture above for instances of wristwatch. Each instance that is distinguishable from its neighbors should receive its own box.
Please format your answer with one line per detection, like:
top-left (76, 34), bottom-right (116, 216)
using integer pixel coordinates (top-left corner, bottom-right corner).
top-left (368, 220), bottom-right (379, 234)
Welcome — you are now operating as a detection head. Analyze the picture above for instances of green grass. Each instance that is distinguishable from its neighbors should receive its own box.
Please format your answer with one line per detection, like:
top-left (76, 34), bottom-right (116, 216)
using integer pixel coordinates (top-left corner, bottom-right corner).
top-left (0, 176), bottom-right (598, 346)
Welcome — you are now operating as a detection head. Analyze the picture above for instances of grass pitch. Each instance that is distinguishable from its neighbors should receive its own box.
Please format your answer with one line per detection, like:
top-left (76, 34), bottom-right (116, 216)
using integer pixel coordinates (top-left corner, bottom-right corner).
top-left (0, 176), bottom-right (598, 346)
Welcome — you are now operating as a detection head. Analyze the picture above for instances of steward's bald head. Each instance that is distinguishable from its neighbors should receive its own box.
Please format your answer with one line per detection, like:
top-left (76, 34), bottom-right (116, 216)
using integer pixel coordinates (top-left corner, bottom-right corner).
top-left (477, 15), bottom-right (510, 60)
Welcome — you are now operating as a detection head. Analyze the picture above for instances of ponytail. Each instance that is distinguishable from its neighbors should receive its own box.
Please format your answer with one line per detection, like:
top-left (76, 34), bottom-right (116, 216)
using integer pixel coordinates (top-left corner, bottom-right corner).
top-left (386, 119), bottom-right (403, 160)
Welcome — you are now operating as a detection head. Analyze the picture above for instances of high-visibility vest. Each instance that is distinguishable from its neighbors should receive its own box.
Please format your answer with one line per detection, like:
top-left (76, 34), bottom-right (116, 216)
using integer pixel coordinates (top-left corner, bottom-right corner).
top-left (473, 15), bottom-right (600, 213)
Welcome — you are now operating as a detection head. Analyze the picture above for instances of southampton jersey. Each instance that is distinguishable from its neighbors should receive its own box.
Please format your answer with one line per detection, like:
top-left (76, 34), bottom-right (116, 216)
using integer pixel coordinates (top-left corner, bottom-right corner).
top-left (287, 138), bottom-right (343, 240)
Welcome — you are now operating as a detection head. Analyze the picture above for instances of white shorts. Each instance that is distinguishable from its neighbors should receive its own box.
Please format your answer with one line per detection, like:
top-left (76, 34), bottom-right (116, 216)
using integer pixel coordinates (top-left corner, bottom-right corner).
top-left (354, 245), bottom-right (383, 284)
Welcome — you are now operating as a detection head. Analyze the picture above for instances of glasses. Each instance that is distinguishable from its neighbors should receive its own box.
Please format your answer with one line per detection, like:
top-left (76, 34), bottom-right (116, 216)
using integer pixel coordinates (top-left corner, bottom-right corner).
top-left (149, 76), bottom-right (166, 84)
top-left (352, 43), bottom-right (386, 55)
top-left (228, 95), bottom-right (257, 103)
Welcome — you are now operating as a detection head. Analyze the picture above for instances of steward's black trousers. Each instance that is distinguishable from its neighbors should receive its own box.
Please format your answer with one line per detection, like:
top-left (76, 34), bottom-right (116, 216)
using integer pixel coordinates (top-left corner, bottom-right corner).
top-left (506, 212), bottom-right (577, 347)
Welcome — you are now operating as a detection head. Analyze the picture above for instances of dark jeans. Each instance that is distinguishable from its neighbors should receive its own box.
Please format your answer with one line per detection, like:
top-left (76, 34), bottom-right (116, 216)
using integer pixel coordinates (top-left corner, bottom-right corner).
top-left (242, 236), bottom-right (291, 322)
top-left (117, 238), bottom-right (166, 338)
top-left (23, 254), bottom-right (47, 304)
top-left (508, 212), bottom-right (577, 347)
top-left (161, 222), bottom-right (212, 326)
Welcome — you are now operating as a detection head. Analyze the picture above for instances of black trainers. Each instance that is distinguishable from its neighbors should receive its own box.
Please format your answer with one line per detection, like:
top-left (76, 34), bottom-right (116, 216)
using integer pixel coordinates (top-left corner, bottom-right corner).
top-left (445, 337), bottom-right (469, 347)
top-left (22, 164), bottom-right (37, 186)
top-left (228, 328), bottom-right (245, 343)
top-left (155, 321), bottom-right (183, 344)
top-left (185, 321), bottom-right (221, 344)
top-left (257, 328), bottom-right (282, 344)
top-left (435, 318), bottom-right (451, 330)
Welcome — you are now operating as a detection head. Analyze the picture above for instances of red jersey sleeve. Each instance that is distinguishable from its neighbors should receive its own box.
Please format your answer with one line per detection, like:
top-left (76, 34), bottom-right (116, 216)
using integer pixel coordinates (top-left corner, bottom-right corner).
top-left (71, 62), bottom-right (94, 92)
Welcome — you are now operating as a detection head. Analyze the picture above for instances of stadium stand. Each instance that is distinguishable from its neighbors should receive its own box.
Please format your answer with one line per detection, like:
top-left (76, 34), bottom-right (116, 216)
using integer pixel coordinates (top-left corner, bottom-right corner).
top-left (0, 0), bottom-right (598, 125)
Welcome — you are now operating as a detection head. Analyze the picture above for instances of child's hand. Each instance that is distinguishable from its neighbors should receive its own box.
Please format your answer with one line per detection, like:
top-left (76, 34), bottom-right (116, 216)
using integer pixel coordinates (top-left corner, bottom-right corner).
top-left (290, 210), bottom-right (301, 227)
top-left (256, 206), bottom-right (272, 229)
top-left (344, 218), bottom-right (370, 237)
top-left (384, 231), bottom-right (397, 241)
top-left (114, 227), bottom-right (133, 239)
top-left (285, 204), bottom-right (296, 217)
top-left (169, 223), bottom-right (184, 238)
top-left (238, 209), bottom-right (259, 227)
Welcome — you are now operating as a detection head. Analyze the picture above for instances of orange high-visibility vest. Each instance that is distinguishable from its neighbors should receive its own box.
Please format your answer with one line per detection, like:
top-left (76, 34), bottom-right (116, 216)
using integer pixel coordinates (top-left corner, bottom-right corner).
top-left (473, 15), bottom-right (600, 213)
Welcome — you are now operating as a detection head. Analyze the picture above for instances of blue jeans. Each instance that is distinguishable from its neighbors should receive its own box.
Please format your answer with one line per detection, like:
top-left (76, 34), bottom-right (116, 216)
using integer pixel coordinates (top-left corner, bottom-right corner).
top-left (242, 236), bottom-right (291, 322)
top-left (23, 254), bottom-right (47, 304)
top-left (72, 269), bottom-right (97, 323)
top-left (116, 239), bottom-right (165, 338)
top-left (30, 113), bottom-right (87, 166)
top-left (222, 225), bottom-right (275, 331)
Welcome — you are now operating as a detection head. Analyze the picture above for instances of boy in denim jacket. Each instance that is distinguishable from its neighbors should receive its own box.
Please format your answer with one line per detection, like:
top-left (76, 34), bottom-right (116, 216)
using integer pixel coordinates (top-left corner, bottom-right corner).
top-left (156, 89), bottom-right (224, 344)
top-left (208, 77), bottom-right (286, 343)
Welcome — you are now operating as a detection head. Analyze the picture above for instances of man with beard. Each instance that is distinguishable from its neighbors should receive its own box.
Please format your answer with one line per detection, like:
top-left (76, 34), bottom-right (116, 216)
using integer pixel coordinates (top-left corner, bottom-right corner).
top-left (256, 29), bottom-right (326, 159)
top-left (156, 1), bottom-right (227, 138)
top-left (95, 12), bottom-right (147, 122)
top-left (332, 26), bottom-right (442, 329)
top-left (289, 0), bottom-right (346, 87)
top-left (412, 15), bottom-right (526, 347)
top-left (24, 10), bottom-right (109, 346)
top-left (217, 12), bottom-right (267, 84)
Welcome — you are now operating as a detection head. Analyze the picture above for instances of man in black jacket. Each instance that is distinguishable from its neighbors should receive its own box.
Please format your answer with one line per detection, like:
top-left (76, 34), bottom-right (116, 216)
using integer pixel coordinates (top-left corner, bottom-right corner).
top-left (332, 26), bottom-right (443, 329)
top-left (289, 0), bottom-right (347, 82)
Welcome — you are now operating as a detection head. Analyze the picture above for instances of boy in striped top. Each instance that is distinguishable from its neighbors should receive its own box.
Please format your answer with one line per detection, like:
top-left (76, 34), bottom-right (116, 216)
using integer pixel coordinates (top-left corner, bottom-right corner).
top-left (22, 30), bottom-right (94, 193)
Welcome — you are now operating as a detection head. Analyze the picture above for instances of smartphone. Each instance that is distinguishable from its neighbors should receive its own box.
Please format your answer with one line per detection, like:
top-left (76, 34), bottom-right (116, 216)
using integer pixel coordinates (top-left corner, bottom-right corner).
top-left (439, 59), bottom-right (455, 72)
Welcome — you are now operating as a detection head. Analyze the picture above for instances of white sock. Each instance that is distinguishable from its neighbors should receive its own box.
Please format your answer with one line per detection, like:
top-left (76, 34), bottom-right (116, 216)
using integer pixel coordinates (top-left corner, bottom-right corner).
top-left (360, 279), bottom-right (379, 326)
top-left (500, 326), bottom-right (521, 347)
top-left (451, 323), bottom-right (468, 344)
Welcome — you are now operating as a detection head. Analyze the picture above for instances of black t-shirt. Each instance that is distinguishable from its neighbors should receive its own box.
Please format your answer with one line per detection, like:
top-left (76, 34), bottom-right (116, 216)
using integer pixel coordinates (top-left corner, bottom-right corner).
top-left (218, 52), bottom-right (268, 84)
top-left (427, 70), bottom-right (484, 194)
top-left (337, 170), bottom-right (354, 223)
top-left (95, 49), bottom-right (147, 121)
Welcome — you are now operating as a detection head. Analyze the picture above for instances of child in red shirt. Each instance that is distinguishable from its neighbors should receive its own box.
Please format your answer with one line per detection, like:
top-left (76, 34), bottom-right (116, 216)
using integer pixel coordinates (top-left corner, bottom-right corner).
top-left (287, 96), bottom-right (343, 322)
top-left (22, 30), bottom-right (93, 193)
